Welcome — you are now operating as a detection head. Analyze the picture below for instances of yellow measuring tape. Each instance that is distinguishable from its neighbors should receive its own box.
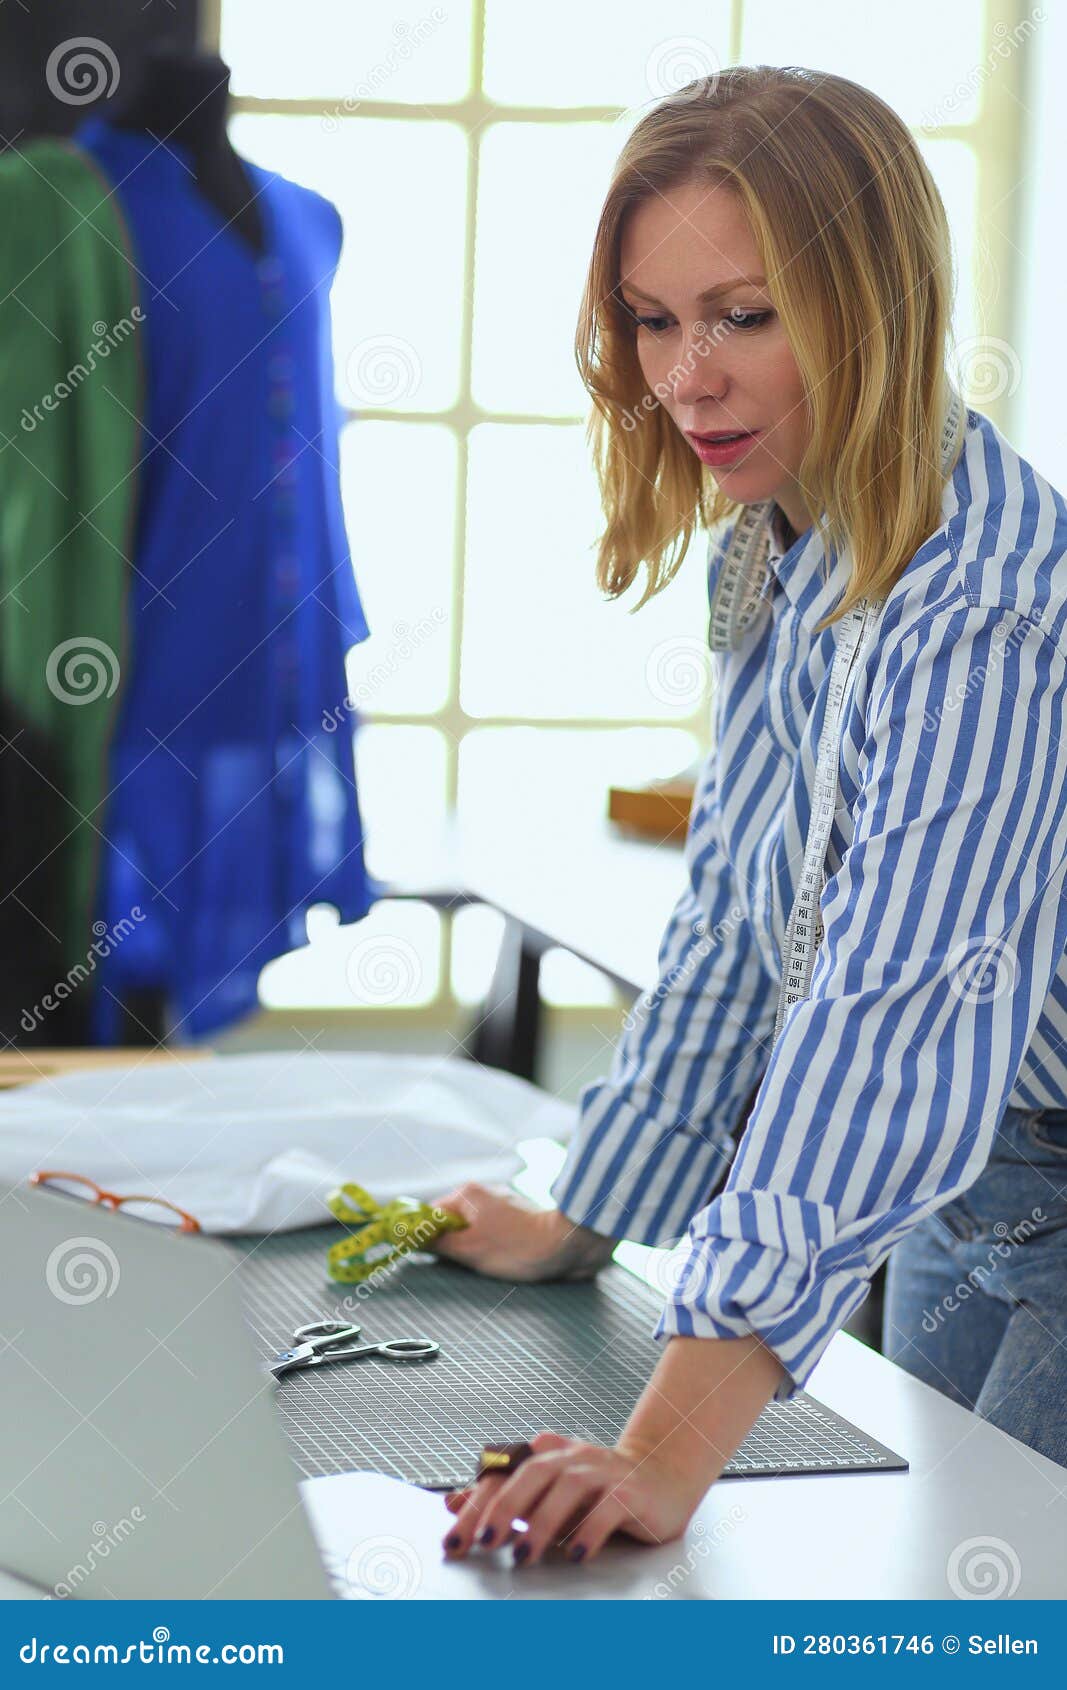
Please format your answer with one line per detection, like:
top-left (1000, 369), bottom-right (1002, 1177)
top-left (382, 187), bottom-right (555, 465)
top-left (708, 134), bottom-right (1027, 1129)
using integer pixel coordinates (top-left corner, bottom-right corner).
top-left (324, 1181), bottom-right (468, 1284)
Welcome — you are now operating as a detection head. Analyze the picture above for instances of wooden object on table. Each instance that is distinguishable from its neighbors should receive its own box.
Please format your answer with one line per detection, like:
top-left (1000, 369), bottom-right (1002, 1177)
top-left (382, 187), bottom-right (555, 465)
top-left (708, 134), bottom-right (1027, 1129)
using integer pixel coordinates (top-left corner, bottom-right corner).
top-left (607, 776), bottom-right (695, 844)
top-left (0, 1047), bottom-right (209, 1092)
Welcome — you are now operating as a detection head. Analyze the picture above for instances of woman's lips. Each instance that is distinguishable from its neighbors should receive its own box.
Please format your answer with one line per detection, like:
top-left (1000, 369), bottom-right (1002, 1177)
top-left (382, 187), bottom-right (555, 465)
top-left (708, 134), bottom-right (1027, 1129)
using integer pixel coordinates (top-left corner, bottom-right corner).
top-left (687, 429), bottom-right (762, 466)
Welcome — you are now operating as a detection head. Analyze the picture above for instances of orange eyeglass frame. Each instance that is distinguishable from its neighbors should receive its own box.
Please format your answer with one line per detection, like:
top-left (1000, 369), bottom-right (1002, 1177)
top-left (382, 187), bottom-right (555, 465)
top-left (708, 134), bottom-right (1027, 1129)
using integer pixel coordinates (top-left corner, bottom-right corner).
top-left (30, 1169), bottom-right (201, 1233)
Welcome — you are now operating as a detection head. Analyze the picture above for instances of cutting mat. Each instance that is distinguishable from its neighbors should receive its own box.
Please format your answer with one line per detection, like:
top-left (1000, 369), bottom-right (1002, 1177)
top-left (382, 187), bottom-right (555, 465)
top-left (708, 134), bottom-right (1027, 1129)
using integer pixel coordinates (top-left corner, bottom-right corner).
top-left (227, 1225), bottom-right (907, 1490)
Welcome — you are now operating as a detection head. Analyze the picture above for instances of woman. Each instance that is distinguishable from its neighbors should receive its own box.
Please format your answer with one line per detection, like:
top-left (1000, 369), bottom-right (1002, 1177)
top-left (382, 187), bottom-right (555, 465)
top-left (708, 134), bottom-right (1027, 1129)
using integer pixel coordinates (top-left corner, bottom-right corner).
top-left (430, 64), bottom-right (1067, 1569)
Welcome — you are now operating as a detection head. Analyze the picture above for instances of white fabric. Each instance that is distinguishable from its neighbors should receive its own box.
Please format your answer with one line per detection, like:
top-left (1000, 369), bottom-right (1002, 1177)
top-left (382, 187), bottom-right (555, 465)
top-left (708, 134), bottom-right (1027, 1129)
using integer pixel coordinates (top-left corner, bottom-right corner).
top-left (0, 1051), bottom-right (573, 1233)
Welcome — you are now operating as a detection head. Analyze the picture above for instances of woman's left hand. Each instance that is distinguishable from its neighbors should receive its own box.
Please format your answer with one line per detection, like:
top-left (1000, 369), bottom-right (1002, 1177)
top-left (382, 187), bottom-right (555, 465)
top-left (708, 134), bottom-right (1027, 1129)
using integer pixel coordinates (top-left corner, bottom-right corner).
top-left (441, 1430), bottom-right (705, 1567)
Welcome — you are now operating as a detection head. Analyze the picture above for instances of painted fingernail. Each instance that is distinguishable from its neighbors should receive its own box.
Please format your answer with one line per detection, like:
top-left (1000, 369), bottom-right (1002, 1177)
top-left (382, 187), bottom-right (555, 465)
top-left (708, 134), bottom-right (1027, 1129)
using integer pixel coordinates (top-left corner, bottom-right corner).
top-left (568, 1543), bottom-right (586, 1561)
top-left (444, 1533), bottom-right (461, 1550)
top-left (512, 1540), bottom-right (530, 1563)
top-left (478, 1525), bottom-right (495, 1545)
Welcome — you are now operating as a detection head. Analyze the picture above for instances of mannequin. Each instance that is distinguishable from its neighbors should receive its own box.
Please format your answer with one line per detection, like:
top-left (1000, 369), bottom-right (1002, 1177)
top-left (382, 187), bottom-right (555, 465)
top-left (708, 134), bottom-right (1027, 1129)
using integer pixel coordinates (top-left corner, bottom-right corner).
top-left (108, 46), bottom-right (265, 256)
top-left (75, 46), bottom-right (264, 1043)
top-left (71, 89), bottom-right (373, 1045)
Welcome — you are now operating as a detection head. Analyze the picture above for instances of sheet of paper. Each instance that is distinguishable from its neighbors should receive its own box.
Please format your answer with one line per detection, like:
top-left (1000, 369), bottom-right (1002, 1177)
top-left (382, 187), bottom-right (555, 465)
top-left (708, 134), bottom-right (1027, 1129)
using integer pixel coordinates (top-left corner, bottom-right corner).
top-left (0, 1051), bottom-right (573, 1232)
top-left (299, 1470), bottom-right (493, 1600)
top-left (297, 1468), bottom-right (721, 1599)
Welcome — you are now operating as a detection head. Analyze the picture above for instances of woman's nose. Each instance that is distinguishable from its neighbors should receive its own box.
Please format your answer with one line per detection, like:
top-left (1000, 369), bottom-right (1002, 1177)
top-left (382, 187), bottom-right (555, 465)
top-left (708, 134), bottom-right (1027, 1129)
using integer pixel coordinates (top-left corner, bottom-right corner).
top-left (671, 328), bottom-right (730, 407)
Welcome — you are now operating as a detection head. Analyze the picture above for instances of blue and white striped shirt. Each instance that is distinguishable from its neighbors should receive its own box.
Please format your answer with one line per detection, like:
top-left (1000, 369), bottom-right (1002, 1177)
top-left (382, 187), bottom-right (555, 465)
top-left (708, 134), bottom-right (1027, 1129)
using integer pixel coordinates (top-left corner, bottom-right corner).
top-left (551, 403), bottom-right (1067, 1403)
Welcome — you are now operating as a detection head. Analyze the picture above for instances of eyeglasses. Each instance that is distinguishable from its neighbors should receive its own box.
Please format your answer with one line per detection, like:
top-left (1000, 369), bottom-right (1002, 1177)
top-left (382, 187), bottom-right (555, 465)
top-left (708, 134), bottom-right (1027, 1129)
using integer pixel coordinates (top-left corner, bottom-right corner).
top-left (30, 1170), bottom-right (201, 1233)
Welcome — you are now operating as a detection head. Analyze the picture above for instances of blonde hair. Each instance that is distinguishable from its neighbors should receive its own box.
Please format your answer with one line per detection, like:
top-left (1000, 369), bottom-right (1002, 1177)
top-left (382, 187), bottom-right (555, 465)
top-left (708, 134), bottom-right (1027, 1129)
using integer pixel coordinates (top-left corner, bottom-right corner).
top-left (576, 64), bottom-right (965, 630)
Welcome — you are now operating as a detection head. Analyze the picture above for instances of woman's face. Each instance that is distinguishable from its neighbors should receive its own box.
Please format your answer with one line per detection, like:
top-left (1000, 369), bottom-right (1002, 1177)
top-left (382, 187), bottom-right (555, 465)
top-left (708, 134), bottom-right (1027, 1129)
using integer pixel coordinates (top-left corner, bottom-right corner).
top-left (618, 177), bottom-right (813, 535)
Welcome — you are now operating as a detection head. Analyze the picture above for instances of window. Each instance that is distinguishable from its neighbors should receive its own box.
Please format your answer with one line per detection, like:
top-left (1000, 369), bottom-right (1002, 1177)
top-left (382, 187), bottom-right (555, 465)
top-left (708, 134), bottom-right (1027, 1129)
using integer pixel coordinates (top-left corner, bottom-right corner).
top-left (207, 0), bottom-right (1028, 1015)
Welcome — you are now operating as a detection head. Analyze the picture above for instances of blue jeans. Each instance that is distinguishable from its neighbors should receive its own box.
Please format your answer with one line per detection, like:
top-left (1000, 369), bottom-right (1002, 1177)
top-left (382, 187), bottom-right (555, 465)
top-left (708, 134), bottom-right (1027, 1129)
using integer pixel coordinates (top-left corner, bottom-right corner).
top-left (882, 1104), bottom-right (1067, 1469)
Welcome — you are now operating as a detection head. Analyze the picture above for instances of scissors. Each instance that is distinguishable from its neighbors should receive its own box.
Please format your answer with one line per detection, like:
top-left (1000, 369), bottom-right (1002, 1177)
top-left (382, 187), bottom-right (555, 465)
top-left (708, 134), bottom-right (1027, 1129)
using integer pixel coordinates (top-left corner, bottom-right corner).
top-left (269, 1319), bottom-right (439, 1379)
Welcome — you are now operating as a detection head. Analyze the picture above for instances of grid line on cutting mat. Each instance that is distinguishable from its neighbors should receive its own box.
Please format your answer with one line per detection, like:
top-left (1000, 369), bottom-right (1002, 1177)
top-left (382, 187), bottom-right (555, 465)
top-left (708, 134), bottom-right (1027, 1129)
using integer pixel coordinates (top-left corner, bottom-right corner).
top-left (226, 1226), bottom-right (907, 1489)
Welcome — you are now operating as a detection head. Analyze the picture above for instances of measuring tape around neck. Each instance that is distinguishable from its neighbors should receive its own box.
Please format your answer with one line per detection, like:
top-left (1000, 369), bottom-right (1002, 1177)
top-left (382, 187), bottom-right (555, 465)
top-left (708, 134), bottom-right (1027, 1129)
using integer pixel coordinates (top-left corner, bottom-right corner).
top-left (706, 497), bottom-right (778, 651)
top-left (703, 390), bottom-right (964, 1042)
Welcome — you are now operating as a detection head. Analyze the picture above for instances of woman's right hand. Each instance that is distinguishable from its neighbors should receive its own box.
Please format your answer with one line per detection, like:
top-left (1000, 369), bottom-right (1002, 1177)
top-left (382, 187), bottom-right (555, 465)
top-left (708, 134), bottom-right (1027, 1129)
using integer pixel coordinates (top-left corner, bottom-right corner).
top-left (424, 1182), bottom-right (617, 1284)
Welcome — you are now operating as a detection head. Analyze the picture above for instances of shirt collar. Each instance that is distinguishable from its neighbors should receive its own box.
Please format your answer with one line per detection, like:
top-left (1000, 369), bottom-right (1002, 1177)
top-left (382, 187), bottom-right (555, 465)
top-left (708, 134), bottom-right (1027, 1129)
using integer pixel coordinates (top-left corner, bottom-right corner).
top-left (763, 503), bottom-right (850, 634)
top-left (762, 416), bottom-right (971, 634)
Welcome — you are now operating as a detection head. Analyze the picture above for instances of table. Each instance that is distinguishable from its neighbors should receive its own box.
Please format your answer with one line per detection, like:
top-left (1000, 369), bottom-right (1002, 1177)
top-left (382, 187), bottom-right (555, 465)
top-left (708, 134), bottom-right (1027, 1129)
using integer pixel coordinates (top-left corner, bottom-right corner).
top-left (5, 1320), bottom-right (1060, 1601)
top-left (362, 1328), bottom-right (1067, 1599)
top-left (0, 1050), bottom-right (1062, 1599)
top-left (5, 840), bottom-right (1059, 1600)
top-left (0, 1046), bottom-right (206, 1092)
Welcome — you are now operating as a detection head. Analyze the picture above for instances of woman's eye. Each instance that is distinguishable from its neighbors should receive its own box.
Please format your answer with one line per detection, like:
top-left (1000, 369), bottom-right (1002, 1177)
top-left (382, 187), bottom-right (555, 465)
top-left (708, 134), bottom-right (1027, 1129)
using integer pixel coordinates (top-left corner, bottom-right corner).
top-left (723, 309), bottom-right (772, 332)
top-left (626, 306), bottom-right (772, 334)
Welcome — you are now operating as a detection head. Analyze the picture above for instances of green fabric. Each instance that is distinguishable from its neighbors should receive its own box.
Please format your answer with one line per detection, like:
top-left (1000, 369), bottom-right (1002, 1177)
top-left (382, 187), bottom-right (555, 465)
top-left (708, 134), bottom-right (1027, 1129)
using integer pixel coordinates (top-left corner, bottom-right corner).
top-left (0, 140), bottom-right (141, 965)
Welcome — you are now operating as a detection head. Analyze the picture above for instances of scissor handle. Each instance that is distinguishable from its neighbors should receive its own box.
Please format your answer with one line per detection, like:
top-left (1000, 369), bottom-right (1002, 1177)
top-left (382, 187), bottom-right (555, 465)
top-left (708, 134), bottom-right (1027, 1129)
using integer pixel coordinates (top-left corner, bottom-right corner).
top-left (302, 1336), bottom-right (440, 1365)
top-left (272, 1325), bottom-right (439, 1376)
top-left (293, 1320), bottom-right (361, 1345)
top-left (375, 1337), bottom-right (439, 1361)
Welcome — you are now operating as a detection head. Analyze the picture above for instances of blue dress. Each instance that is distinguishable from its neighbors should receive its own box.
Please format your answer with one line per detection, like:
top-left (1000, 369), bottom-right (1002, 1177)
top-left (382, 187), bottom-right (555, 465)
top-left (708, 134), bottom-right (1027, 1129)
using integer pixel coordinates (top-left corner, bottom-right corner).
top-left (74, 118), bottom-right (373, 1040)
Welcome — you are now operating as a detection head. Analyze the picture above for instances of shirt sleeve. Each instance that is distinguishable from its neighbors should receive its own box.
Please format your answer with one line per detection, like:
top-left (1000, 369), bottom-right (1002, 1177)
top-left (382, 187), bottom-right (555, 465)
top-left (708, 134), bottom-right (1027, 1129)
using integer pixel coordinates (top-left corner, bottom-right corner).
top-left (549, 738), bottom-right (780, 1246)
top-left (654, 599), bottom-right (1067, 1402)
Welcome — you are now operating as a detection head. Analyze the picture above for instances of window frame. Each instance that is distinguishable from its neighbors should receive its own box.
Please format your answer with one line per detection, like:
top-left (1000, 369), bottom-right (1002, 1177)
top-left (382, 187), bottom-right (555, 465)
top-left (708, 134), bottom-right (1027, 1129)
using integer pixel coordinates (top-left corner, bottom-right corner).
top-left (203, 0), bottom-right (1029, 1022)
